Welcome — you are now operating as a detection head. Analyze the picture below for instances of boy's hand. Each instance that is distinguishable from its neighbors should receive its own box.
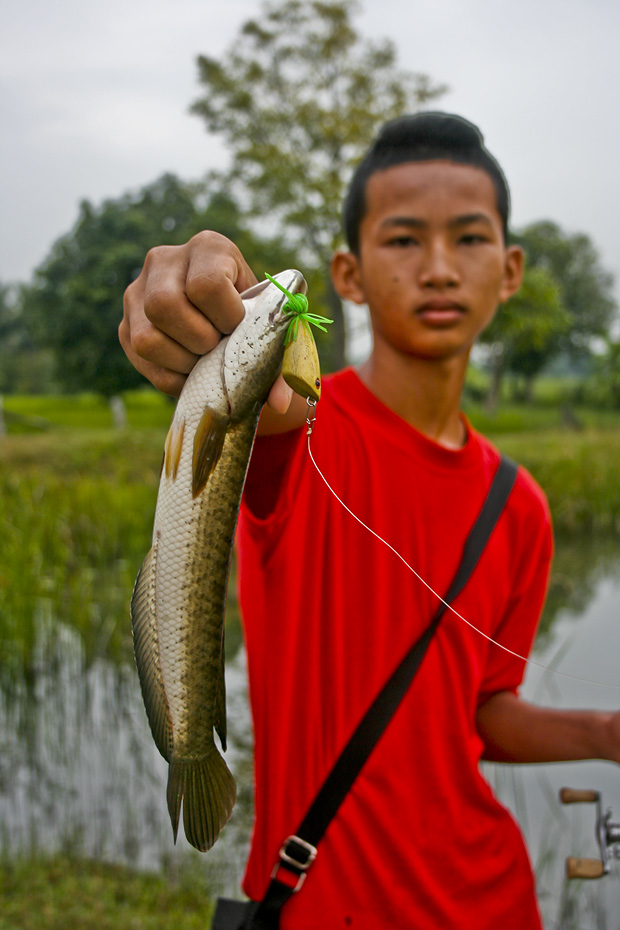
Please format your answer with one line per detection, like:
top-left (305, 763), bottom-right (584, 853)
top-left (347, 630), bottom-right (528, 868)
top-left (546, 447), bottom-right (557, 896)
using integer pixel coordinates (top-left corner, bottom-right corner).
top-left (119, 231), bottom-right (294, 414)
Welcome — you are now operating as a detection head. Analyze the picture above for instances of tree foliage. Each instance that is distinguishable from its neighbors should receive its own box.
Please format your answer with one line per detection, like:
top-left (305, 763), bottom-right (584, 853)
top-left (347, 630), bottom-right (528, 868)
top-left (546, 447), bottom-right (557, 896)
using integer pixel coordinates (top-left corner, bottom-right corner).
top-left (513, 221), bottom-right (617, 358)
top-left (22, 174), bottom-right (300, 396)
top-left (589, 339), bottom-right (620, 409)
top-left (0, 284), bottom-right (23, 391)
top-left (480, 266), bottom-right (570, 407)
top-left (191, 0), bottom-right (447, 366)
top-left (480, 221), bottom-right (617, 405)
top-left (0, 283), bottom-right (52, 394)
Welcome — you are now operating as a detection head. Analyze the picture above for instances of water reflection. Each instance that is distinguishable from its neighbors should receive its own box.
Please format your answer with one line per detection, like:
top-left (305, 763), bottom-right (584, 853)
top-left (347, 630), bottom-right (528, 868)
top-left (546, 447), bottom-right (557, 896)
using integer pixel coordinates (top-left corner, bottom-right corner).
top-left (0, 537), bottom-right (618, 928)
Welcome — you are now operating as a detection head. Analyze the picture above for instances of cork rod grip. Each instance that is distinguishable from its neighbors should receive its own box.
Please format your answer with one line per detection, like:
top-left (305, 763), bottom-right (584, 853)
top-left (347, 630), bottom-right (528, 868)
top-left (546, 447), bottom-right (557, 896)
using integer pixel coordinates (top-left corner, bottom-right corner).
top-left (565, 857), bottom-right (605, 880)
top-left (559, 787), bottom-right (600, 805)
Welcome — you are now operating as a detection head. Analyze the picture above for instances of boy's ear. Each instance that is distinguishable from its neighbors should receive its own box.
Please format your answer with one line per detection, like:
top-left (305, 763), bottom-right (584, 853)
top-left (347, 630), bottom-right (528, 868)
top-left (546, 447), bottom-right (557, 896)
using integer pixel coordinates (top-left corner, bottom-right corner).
top-left (499, 245), bottom-right (525, 303)
top-left (330, 250), bottom-right (367, 305)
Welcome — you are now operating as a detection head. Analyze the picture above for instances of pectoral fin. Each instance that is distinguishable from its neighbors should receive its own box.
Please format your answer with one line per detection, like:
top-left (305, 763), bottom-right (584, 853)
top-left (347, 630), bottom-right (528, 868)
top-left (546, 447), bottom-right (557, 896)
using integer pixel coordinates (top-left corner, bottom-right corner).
top-left (164, 417), bottom-right (185, 480)
top-left (192, 406), bottom-right (229, 498)
top-left (282, 322), bottom-right (322, 401)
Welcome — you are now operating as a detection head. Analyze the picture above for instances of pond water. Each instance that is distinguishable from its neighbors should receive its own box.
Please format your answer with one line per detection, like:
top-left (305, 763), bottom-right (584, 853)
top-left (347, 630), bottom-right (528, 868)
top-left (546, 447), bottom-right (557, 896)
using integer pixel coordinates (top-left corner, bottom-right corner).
top-left (0, 536), bottom-right (618, 929)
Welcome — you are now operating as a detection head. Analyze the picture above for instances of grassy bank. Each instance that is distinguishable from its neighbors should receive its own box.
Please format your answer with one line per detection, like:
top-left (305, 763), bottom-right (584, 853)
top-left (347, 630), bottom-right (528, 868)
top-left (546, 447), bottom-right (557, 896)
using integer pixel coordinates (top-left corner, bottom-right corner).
top-left (491, 429), bottom-right (620, 534)
top-left (0, 856), bottom-right (213, 930)
top-left (1, 390), bottom-right (619, 535)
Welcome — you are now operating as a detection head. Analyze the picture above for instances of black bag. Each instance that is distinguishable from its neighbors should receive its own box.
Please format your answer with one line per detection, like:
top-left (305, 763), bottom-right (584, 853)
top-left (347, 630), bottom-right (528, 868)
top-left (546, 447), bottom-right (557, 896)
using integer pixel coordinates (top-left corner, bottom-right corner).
top-left (212, 457), bottom-right (517, 930)
top-left (211, 897), bottom-right (258, 930)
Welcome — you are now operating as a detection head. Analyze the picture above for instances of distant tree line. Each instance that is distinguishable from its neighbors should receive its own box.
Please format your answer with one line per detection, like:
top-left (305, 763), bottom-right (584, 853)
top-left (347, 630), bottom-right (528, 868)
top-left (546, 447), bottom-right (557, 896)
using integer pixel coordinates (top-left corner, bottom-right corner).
top-left (1, 0), bottom-right (618, 407)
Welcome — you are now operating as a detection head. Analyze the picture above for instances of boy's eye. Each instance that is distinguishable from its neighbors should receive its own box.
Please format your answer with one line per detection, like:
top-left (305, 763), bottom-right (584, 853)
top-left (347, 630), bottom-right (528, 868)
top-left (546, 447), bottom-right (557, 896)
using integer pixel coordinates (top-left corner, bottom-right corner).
top-left (387, 235), bottom-right (419, 247)
top-left (459, 233), bottom-right (488, 245)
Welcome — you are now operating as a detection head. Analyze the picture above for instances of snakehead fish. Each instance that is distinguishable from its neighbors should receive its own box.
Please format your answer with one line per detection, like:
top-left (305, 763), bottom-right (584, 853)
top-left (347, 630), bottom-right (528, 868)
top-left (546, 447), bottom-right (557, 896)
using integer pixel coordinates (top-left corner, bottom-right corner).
top-left (131, 270), bottom-right (308, 852)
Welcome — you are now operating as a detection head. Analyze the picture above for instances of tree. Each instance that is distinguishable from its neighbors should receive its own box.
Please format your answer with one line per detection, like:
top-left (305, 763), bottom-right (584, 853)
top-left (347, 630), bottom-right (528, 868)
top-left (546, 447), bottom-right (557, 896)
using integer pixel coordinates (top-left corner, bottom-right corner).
top-left (589, 339), bottom-right (620, 409)
top-left (513, 221), bottom-right (617, 360)
top-left (0, 283), bottom-right (53, 395)
top-left (0, 284), bottom-right (23, 392)
top-left (480, 266), bottom-right (570, 409)
top-left (23, 174), bottom-right (300, 398)
top-left (190, 0), bottom-right (447, 368)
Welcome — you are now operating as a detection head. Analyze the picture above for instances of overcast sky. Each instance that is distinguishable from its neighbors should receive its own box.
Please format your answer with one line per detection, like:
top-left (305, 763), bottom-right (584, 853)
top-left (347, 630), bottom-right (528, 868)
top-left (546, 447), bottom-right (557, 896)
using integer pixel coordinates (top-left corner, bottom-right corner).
top-left (1, 0), bottom-right (619, 309)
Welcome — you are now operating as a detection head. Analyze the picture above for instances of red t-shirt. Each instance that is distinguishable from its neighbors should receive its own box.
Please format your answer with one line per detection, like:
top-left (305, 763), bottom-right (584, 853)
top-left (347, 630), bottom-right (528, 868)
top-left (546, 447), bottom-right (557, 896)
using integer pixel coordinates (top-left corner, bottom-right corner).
top-left (236, 368), bottom-right (552, 930)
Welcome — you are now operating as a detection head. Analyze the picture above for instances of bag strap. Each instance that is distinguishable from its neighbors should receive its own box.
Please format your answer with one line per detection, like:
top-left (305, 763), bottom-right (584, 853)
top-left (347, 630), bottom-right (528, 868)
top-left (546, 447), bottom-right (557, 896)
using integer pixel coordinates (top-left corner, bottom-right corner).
top-left (247, 455), bottom-right (518, 930)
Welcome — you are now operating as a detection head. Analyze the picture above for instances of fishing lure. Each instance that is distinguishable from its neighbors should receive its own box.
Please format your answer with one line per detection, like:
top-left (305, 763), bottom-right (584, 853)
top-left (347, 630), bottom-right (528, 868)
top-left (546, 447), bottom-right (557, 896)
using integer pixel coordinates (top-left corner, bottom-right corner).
top-left (264, 272), bottom-right (333, 344)
top-left (265, 272), bottom-right (332, 403)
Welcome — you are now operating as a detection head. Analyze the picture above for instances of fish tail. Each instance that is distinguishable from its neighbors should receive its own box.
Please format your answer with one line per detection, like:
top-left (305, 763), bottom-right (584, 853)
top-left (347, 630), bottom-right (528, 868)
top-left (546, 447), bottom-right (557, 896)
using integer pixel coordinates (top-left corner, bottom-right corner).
top-left (167, 747), bottom-right (237, 852)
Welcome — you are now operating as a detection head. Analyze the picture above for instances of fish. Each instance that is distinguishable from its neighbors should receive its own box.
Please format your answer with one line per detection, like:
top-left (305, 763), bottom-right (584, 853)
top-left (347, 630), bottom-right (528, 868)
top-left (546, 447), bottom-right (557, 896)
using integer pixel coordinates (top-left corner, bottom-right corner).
top-left (131, 269), bottom-right (309, 852)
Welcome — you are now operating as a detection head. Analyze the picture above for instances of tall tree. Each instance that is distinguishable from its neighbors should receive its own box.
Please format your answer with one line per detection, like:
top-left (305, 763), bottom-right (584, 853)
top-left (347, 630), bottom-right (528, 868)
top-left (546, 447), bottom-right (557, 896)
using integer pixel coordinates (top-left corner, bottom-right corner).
top-left (190, 0), bottom-right (447, 368)
top-left (513, 221), bottom-right (617, 359)
top-left (23, 174), bottom-right (300, 397)
top-left (480, 266), bottom-right (570, 409)
top-left (589, 339), bottom-right (620, 409)
top-left (0, 283), bottom-right (50, 394)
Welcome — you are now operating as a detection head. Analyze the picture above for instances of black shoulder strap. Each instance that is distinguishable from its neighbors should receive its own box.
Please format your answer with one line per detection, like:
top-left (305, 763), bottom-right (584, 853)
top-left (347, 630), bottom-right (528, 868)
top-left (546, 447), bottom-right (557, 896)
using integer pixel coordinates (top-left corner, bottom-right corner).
top-left (247, 455), bottom-right (518, 930)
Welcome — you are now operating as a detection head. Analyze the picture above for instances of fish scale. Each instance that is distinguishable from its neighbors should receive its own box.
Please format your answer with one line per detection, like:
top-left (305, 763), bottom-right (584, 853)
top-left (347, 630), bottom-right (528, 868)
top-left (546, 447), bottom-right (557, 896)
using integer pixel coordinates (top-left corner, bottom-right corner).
top-left (131, 270), bottom-right (308, 852)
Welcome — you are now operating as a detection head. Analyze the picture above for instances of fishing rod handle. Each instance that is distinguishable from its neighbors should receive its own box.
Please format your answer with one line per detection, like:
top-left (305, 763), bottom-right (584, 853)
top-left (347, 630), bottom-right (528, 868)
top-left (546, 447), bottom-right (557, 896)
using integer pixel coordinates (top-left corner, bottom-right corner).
top-left (565, 856), bottom-right (605, 880)
top-left (559, 787), bottom-right (600, 804)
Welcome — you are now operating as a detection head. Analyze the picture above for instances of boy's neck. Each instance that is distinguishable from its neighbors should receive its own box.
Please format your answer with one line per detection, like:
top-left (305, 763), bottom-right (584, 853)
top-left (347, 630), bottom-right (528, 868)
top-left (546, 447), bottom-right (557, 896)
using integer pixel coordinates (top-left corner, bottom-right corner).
top-left (357, 348), bottom-right (469, 450)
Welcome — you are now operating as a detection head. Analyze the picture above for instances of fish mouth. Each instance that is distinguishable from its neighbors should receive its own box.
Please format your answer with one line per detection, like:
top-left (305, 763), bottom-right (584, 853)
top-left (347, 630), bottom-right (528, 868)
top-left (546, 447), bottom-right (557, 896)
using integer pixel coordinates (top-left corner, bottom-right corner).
top-left (240, 270), bottom-right (307, 303)
top-left (240, 270), bottom-right (307, 324)
top-left (239, 279), bottom-right (271, 301)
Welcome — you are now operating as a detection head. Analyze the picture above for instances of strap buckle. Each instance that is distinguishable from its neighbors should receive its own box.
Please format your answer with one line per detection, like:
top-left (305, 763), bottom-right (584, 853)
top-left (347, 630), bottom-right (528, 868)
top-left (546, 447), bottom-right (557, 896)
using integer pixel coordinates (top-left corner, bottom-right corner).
top-left (270, 835), bottom-right (317, 892)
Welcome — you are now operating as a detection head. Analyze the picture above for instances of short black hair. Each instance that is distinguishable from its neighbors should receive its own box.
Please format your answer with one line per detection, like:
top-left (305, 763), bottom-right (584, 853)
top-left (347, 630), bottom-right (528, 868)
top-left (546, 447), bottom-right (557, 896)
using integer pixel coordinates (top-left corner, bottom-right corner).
top-left (343, 112), bottom-right (510, 253)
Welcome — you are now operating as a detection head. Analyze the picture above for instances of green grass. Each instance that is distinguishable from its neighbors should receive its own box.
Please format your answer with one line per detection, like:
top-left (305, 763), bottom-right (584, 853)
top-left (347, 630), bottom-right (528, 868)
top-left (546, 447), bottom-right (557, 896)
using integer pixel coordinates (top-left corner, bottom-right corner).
top-left (1, 390), bottom-right (172, 432)
top-left (0, 856), bottom-right (214, 930)
top-left (0, 430), bottom-right (163, 691)
top-left (491, 429), bottom-right (620, 534)
top-left (464, 401), bottom-right (620, 434)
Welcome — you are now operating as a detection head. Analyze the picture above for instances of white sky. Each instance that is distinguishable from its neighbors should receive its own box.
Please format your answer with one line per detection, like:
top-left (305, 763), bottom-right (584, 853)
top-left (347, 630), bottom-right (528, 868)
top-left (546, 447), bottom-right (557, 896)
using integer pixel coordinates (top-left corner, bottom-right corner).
top-left (1, 0), bottom-right (619, 310)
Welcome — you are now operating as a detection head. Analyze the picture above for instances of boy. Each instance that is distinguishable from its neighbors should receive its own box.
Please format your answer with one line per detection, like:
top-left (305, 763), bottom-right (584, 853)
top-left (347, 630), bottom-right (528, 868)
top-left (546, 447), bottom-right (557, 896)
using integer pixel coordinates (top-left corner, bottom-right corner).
top-left (120, 113), bottom-right (619, 929)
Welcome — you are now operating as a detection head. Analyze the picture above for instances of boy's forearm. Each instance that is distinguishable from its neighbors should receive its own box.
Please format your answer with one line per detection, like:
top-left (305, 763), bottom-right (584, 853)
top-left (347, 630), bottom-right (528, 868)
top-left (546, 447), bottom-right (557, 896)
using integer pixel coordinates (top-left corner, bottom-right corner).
top-left (476, 691), bottom-right (619, 764)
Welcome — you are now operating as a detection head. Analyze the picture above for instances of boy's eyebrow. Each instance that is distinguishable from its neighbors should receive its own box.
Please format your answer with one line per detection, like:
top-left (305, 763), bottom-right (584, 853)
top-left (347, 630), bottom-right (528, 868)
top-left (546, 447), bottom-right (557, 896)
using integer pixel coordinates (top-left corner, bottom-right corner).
top-left (448, 213), bottom-right (494, 229)
top-left (380, 213), bottom-right (495, 230)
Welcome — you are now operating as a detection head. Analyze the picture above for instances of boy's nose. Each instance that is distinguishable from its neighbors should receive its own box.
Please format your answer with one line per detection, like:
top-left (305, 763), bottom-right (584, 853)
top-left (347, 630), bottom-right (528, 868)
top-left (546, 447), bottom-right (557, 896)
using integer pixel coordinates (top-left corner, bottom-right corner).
top-left (418, 244), bottom-right (460, 289)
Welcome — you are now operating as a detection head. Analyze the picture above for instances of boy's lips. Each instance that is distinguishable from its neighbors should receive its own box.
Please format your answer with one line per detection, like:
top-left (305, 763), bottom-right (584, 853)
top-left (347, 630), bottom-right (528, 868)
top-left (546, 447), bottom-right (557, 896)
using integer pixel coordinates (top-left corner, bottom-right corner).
top-left (416, 300), bottom-right (466, 325)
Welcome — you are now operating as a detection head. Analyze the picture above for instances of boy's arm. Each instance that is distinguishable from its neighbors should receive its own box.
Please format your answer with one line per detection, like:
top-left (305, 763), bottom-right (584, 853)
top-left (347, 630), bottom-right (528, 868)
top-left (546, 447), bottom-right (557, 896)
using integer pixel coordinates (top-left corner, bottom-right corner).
top-left (476, 691), bottom-right (620, 764)
top-left (119, 231), bottom-right (308, 435)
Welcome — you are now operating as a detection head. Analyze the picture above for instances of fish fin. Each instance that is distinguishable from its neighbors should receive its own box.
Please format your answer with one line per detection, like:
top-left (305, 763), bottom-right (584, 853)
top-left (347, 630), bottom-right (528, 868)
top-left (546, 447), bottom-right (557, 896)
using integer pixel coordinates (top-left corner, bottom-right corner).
top-left (214, 628), bottom-right (227, 751)
top-left (192, 406), bottom-right (229, 498)
top-left (167, 748), bottom-right (237, 852)
top-left (164, 416), bottom-right (185, 480)
top-left (130, 543), bottom-right (173, 761)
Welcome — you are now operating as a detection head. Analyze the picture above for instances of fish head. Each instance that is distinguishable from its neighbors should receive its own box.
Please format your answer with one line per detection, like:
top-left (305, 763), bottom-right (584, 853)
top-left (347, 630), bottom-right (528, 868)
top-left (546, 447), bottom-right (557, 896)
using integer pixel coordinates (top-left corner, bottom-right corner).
top-left (223, 270), bottom-right (308, 417)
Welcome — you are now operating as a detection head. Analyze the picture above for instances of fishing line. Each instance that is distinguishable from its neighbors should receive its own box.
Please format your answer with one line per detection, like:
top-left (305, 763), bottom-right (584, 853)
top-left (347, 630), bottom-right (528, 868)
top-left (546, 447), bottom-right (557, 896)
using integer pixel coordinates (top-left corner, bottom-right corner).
top-left (306, 431), bottom-right (620, 693)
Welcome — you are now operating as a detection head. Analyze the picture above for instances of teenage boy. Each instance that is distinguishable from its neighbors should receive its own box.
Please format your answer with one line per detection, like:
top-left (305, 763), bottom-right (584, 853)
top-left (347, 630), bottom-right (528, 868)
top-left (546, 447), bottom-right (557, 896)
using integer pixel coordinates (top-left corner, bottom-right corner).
top-left (120, 113), bottom-right (620, 929)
